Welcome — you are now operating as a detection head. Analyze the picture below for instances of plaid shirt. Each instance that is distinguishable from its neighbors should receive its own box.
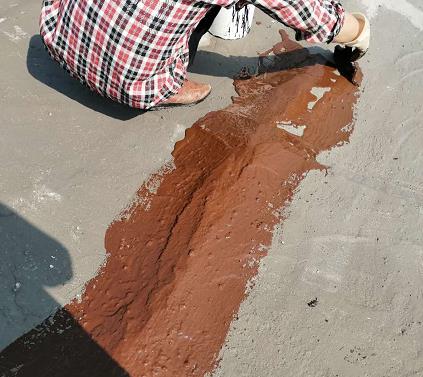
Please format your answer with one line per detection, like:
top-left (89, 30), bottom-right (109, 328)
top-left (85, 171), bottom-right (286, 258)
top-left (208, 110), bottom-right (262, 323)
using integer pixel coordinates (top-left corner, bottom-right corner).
top-left (39, 0), bottom-right (345, 109)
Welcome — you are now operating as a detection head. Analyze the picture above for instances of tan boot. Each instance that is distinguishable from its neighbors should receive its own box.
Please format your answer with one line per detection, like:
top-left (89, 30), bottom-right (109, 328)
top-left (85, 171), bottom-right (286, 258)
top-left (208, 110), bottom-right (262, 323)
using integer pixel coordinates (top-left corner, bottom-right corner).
top-left (159, 79), bottom-right (211, 107)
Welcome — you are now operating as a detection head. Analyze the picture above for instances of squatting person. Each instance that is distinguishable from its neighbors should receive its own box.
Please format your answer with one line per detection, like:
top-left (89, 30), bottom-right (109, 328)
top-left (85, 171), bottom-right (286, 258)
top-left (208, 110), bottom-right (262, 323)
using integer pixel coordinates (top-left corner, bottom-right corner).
top-left (39, 0), bottom-right (370, 109)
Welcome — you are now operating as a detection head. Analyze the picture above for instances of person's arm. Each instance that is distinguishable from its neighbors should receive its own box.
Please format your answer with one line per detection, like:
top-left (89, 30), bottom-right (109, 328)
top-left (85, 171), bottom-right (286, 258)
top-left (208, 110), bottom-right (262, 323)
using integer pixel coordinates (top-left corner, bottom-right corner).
top-left (246, 0), bottom-right (370, 59)
top-left (248, 0), bottom-right (346, 43)
top-left (198, 0), bottom-right (370, 59)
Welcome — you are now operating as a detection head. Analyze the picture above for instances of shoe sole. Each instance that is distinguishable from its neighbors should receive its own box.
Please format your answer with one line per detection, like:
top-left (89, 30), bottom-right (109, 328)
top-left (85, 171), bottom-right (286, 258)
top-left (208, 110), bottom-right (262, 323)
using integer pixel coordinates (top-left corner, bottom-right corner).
top-left (151, 90), bottom-right (211, 111)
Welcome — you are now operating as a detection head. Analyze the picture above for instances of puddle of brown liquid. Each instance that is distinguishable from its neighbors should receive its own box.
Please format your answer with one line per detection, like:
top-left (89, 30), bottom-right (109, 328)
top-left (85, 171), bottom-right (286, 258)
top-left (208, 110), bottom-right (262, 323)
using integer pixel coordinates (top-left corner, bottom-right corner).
top-left (1, 31), bottom-right (361, 377)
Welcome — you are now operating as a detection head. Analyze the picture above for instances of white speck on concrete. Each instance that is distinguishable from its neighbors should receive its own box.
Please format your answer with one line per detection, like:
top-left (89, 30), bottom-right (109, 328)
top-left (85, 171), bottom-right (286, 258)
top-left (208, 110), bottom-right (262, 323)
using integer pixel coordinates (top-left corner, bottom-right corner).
top-left (170, 123), bottom-right (188, 143)
top-left (33, 185), bottom-right (62, 203)
top-left (276, 121), bottom-right (306, 137)
top-left (2, 25), bottom-right (28, 42)
top-left (11, 185), bottom-right (62, 214)
top-left (307, 87), bottom-right (331, 110)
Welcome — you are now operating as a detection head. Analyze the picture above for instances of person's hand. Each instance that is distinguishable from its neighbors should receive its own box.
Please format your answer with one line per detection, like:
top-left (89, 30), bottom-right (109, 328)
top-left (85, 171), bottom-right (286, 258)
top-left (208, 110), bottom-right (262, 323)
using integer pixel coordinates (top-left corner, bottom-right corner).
top-left (334, 12), bottom-right (370, 61)
top-left (344, 13), bottom-right (370, 61)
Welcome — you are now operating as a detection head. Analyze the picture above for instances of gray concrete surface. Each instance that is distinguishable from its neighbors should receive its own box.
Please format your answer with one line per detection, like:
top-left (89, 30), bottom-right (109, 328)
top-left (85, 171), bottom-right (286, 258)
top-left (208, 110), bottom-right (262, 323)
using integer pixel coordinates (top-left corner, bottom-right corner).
top-left (213, 1), bottom-right (423, 376)
top-left (1, 0), bottom-right (423, 376)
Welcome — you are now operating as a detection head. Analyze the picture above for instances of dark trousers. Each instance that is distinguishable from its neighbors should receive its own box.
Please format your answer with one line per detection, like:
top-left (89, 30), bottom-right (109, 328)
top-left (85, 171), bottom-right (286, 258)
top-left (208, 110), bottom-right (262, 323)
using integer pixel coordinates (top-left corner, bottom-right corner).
top-left (188, 6), bottom-right (220, 66)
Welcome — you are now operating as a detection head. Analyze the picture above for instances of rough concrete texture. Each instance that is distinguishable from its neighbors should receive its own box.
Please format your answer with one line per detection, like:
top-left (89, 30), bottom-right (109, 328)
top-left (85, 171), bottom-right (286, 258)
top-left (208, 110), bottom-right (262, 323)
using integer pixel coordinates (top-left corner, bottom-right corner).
top-left (1, 0), bottom-right (422, 376)
top-left (213, 1), bottom-right (423, 377)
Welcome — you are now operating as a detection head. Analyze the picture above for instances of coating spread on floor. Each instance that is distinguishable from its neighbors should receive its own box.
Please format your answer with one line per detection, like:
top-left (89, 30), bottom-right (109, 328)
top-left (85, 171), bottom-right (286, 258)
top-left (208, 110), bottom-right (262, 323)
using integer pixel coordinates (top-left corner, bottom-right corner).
top-left (0, 31), bottom-right (361, 377)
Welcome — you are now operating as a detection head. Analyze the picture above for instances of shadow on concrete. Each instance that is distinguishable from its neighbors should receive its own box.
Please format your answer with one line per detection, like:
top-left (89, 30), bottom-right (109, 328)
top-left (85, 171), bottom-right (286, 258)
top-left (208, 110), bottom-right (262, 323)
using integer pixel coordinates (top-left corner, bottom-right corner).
top-left (0, 203), bottom-right (72, 350)
top-left (0, 203), bottom-right (128, 377)
top-left (27, 33), bottom-right (333, 119)
top-left (189, 49), bottom-right (259, 78)
top-left (189, 46), bottom-right (334, 78)
top-left (26, 35), bottom-right (142, 121)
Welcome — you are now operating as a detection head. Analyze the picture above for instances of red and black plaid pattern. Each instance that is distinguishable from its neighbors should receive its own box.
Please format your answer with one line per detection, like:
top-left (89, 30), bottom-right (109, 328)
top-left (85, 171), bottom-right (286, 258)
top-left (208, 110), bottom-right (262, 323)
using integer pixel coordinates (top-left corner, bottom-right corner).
top-left (251, 0), bottom-right (345, 42)
top-left (40, 0), bottom-right (345, 109)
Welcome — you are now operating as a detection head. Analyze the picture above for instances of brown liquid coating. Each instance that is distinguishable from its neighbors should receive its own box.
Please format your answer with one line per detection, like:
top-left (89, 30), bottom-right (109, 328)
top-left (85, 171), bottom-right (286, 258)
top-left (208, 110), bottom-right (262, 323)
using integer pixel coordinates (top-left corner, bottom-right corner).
top-left (1, 31), bottom-right (361, 377)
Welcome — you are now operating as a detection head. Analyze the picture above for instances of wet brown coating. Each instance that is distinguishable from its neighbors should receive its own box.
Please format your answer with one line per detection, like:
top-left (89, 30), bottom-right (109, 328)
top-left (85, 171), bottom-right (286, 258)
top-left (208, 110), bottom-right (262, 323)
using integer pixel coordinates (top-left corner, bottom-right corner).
top-left (0, 31), bottom-right (361, 377)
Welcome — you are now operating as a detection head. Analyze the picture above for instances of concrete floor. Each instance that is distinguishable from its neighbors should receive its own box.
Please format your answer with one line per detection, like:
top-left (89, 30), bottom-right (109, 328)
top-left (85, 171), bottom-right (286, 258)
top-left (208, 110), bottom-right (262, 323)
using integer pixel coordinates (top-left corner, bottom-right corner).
top-left (1, 0), bottom-right (423, 376)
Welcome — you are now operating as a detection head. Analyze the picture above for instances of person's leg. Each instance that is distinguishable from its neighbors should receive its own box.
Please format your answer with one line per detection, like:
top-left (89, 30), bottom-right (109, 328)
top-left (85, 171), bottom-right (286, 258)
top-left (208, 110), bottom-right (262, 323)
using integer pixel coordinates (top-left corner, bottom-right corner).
top-left (158, 79), bottom-right (211, 108)
top-left (155, 7), bottom-right (220, 108)
top-left (188, 6), bottom-right (221, 66)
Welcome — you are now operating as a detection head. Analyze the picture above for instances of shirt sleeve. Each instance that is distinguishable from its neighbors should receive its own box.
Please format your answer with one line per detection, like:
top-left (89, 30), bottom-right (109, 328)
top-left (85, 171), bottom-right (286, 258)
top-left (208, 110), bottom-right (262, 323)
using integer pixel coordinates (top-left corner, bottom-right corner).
top-left (199, 0), bottom-right (345, 43)
top-left (251, 0), bottom-right (345, 43)
top-left (197, 0), bottom-right (345, 43)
